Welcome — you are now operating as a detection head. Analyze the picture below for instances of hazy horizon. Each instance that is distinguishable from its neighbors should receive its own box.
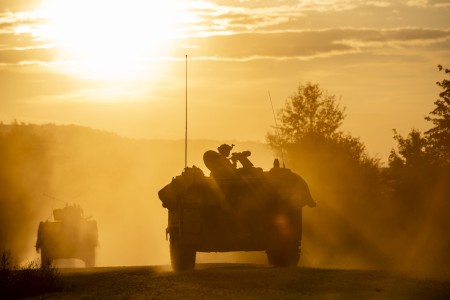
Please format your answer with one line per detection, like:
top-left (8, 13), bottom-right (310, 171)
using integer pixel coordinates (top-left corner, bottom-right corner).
top-left (1, 1), bottom-right (449, 162)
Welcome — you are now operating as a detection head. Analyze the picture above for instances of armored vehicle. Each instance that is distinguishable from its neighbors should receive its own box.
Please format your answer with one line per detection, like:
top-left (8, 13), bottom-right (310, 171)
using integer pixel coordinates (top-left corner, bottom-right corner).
top-left (36, 205), bottom-right (98, 267)
top-left (158, 144), bottom-right (316, 271)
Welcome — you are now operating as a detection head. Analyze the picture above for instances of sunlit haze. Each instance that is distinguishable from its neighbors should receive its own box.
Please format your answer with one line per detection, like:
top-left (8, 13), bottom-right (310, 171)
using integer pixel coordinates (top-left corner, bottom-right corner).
top-left (38, 0), bottom-right (184, 79)
top-left (1, 0), bottom-right (450, 272)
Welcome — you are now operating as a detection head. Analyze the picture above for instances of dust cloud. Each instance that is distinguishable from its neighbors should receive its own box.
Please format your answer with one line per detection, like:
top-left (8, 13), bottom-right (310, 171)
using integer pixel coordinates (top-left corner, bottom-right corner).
top-left (1, 122), bottom-right (449, 278)
top-left (283, 143), bottom-right (450, 278)
top-left (0, 122), bottom-right (272, 267)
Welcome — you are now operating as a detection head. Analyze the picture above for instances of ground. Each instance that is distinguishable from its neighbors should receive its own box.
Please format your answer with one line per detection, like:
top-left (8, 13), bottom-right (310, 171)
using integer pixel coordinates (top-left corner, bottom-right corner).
top-left (30, 264), bottom-right (450, 299)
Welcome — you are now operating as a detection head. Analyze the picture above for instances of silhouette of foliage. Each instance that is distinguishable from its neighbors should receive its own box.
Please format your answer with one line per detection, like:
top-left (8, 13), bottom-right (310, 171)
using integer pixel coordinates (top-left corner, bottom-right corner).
top-left (0, 250), bottom-right (61, 298)
top-left (387, 129), bottom-right (434, 216)
top-left (267, 82), bottom-right (377, 172)
top-left (425, 65), bottom-right (450, 164)
top-left (268, 82), bottom-right (345, 146)
top-left (386, 65), bottom-right (450, 272)
top-left (267, 82), bottom-right (385, 268)
top-left (389, 129), bottom-right (428, 167)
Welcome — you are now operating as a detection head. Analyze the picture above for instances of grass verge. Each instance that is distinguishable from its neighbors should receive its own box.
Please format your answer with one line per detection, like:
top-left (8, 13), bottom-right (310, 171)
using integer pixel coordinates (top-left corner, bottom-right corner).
top-left (0, 250), bottom-right (62, 298)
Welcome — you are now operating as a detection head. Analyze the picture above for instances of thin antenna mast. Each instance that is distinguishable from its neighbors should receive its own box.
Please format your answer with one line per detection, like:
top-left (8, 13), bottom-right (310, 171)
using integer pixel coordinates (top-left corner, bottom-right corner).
top-left (268, 91), bottom-right (285, 167)
top-left (42, 193), bottom-right (67, 205)
top-left (185, 55), bottom-right (188, 168)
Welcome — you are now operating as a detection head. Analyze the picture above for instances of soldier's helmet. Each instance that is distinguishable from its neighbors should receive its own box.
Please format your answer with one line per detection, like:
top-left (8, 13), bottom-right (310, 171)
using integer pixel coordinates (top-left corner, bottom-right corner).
top-left (217, 144), bottom-right (234, 157)
top-left (273, 158), bottom-right (280, 168)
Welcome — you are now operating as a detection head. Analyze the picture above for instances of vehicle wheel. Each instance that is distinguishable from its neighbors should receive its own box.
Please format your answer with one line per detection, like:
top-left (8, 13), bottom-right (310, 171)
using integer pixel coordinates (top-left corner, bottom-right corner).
top-left (40, 250), bottom-right (52, 268)
top-left (169, 231), bottom-right (196, 271)
top-left (84, 247), bottom-right (95, 268)
top-left (266, 241), bottom-right (300, 267)
top-left (266, 213), bottom-right (301, 267)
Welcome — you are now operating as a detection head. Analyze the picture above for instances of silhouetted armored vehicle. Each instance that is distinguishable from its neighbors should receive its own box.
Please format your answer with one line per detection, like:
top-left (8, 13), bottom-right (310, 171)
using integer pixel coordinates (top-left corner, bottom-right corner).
top-left (36, 205), bottom-right (98, 267)
top-left (158, 144), bottom-right (316, 271)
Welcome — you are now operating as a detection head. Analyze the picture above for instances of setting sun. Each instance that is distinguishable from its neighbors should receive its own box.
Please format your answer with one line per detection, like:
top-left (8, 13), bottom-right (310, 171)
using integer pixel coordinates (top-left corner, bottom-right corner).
top-left (39, 0), bottom-right (183, 79)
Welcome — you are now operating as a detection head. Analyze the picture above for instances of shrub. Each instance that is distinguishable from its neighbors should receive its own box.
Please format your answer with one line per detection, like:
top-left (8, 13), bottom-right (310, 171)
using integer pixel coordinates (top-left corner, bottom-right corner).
top-left (0, 250), bottom-right (62, 298)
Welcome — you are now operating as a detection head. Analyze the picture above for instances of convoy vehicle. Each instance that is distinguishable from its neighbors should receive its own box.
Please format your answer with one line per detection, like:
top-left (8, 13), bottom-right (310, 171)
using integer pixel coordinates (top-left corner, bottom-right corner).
top-left (158, 145), bottom-right (315, 271)
top-left (36, 205), bottom-right (98, 267)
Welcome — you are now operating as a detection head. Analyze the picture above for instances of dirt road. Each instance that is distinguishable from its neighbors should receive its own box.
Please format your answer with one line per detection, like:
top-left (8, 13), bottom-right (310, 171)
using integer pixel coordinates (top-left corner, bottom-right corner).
top-left (35, 264), bottom-right (450, 299)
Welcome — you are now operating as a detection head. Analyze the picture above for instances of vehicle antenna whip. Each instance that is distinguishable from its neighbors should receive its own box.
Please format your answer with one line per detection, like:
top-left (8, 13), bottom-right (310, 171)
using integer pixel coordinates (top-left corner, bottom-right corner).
top-left (42, 193), bottom-right (67, 205)
top-left (42, 193), bottom-right (67, 220)
top-left (185, 54), bottom-right (188, 168)
top-left (268, 91), bottom-right (286, 168)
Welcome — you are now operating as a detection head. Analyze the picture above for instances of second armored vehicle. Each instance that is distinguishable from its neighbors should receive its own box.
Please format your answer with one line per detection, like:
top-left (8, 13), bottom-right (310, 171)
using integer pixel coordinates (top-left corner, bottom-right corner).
top-left (36, 205), bottom-right (98, 267)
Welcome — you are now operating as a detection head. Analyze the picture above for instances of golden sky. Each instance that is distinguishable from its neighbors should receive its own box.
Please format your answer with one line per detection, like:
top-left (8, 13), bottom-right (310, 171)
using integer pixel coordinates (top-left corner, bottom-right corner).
top-left (1, 0), bottom-right (450, 160)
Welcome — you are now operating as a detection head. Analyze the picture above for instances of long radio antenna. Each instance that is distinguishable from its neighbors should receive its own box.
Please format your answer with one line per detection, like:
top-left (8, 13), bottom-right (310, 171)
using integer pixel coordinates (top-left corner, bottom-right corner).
top-left (268, 91), bottom-right (285, 168)
top-left (185, 54), bottom-right (188, 168)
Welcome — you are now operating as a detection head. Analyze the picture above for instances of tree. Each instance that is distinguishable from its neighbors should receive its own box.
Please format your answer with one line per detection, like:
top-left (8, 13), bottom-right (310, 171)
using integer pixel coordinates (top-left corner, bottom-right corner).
top-left (425, 65), bottom-right (450, 164)
top-left (386, 67), bottom-right (450, 271)
top-left (388, 129), bottom-right (428, 168)
top-left (266, 82), bottom-right (377, 170)
top-left (268, 82), bottom-right (345, 146)
top-left (387, 129), bottom-right (431, 213)
top-left (266, 82), bottom-right (385, 269)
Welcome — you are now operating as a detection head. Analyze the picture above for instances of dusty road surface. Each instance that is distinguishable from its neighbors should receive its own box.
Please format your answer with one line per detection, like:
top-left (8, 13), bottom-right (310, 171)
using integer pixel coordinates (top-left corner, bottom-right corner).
top-left (33, 264), bottom-right (450, 299)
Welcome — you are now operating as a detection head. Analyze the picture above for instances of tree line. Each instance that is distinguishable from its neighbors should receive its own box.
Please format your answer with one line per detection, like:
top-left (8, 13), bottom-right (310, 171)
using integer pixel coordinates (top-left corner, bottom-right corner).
top-left (266, 65), bottom-right (450, 272)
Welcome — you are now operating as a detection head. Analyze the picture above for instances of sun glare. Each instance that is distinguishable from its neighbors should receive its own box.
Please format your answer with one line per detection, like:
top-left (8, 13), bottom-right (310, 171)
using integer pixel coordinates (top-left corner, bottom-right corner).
top-left (39, 0), bottom-right (183, 79)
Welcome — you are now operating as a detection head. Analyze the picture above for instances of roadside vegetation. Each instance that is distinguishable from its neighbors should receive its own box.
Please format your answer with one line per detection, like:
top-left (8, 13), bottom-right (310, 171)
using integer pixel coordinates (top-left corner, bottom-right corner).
top-left (0, 250), bottom-right (62, 298)
top-left (267, 65), bottom-right (450, 272)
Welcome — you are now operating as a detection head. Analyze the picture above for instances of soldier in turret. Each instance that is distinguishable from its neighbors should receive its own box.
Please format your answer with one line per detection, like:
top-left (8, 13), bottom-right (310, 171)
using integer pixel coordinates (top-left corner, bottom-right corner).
top-left (204, 144), bottom-right (237, 178)
top-left (217, 143), bottom-right (234, 158)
